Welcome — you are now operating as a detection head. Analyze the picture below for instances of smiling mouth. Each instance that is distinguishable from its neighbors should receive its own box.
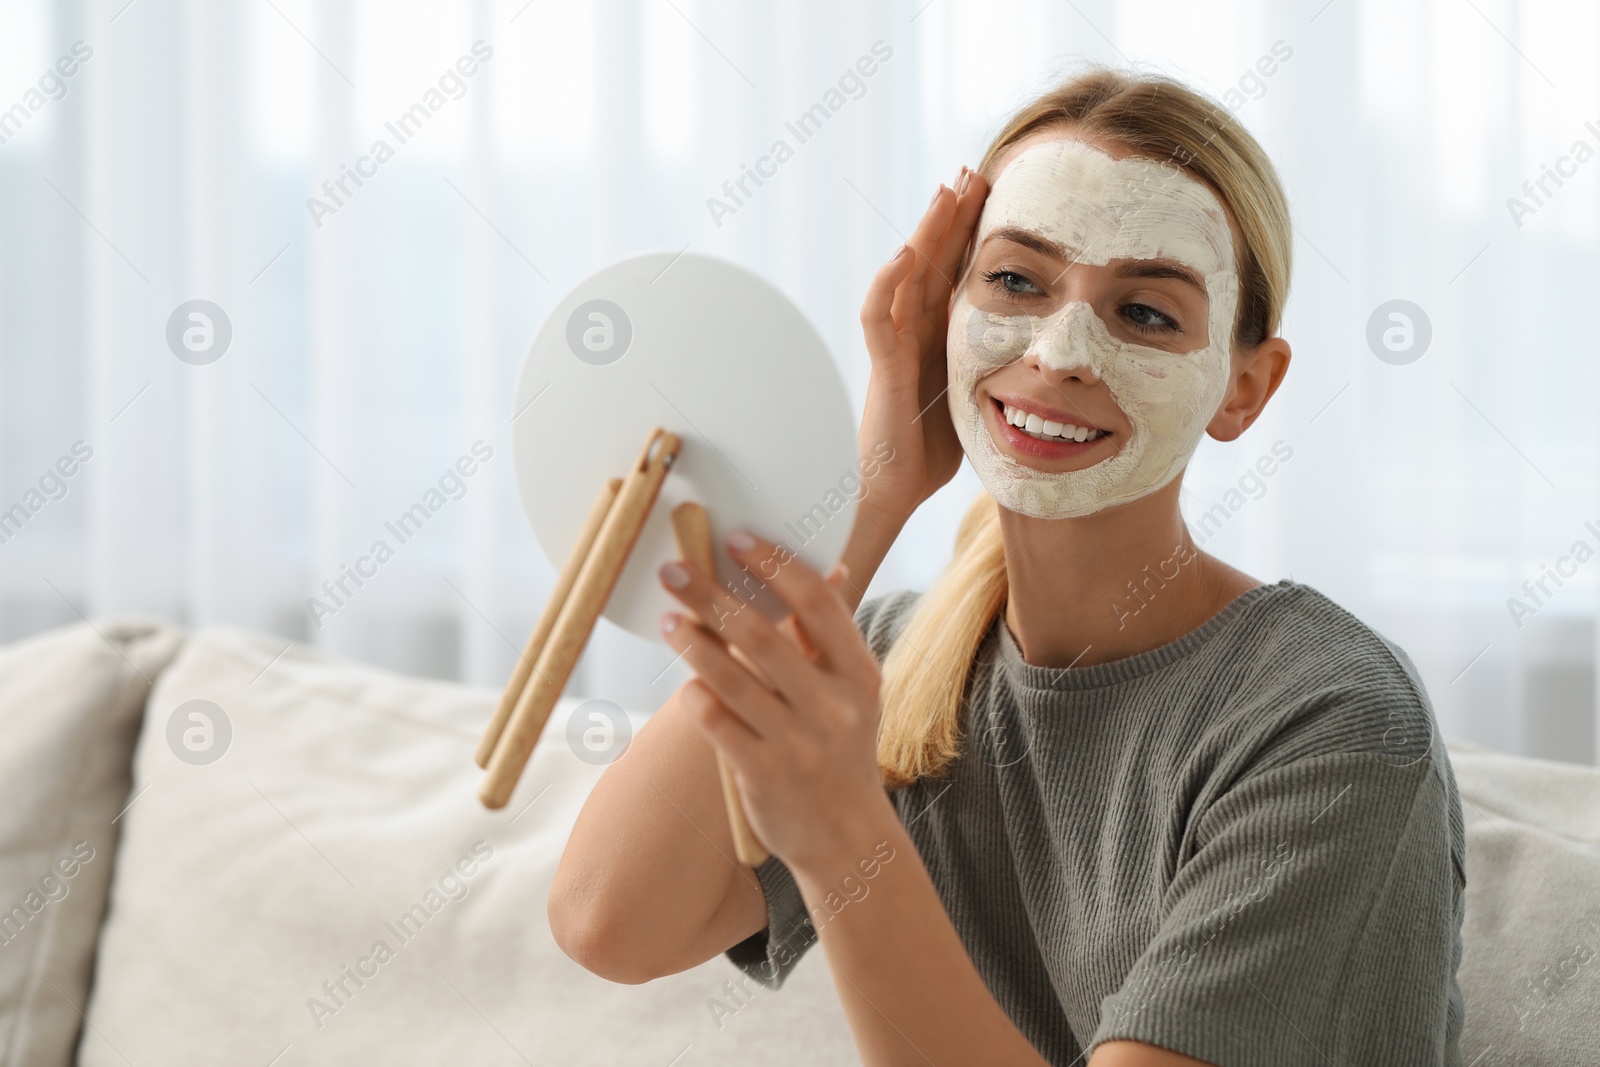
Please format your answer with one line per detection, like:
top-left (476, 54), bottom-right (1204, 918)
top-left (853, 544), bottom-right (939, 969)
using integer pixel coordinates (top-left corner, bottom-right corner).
top-left (994, 399), bottom-right (1112, 444)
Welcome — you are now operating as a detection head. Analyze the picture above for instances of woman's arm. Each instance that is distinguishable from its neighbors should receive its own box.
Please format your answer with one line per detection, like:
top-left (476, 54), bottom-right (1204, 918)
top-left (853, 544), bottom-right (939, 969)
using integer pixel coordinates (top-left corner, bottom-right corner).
top-left (547, 678), bottom-right (767, 983)
top-left (789, 785), bottom-right (1052, 1065)
top-left (546, 498), bottom-right (914, 984)
top-left (789, 791), bottom-right (1213, 1066)
top-left (834, 504), bottom-right (901, 614)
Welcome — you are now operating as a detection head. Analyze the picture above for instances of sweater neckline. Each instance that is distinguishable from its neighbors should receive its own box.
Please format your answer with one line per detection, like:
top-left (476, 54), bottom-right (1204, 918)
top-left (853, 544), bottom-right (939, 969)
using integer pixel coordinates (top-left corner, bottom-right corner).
top-left (993, 578), bottom-right (1297, 692)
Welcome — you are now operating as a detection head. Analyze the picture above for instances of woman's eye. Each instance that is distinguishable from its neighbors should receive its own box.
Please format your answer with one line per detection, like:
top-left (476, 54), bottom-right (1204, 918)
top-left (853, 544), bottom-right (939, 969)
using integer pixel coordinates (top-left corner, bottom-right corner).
top-left (1122, 302), bottom-right (1179, 333)
top-left (981, 269), bottom-right (1042, 298)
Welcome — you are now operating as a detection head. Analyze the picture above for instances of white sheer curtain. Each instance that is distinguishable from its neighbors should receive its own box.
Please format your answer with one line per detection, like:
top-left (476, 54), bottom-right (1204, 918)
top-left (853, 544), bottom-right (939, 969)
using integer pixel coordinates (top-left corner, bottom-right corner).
top-left (0, 0), bottom-right (1595, 763)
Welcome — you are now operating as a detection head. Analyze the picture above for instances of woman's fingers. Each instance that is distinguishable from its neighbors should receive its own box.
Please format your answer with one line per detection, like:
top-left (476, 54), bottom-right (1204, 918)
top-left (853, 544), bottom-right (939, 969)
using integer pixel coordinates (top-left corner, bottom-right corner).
top-left (860, 243), bottom-right (919, 364)
top-left (662, 612), bottom-right (789, 739)
top-left (889, 181), bottom-right (961, 327)
top-left (657, 557), bottom-right (818, 704)
top-left (783, 564), bottom-right (849, 663)
top-left (677, 678), bottom-right (762, 767)
top-left (861, 171), bottom-right (984, 367)
top-left (927, 167), bottom-right (990, 312)
top-left (724, 533), bottom-right (873, 678)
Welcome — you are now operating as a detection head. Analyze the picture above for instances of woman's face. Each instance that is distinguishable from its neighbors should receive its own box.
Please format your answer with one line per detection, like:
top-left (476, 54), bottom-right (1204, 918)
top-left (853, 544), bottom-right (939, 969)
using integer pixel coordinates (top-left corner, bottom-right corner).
top-left (945, 133), bottom-right (1240, 520)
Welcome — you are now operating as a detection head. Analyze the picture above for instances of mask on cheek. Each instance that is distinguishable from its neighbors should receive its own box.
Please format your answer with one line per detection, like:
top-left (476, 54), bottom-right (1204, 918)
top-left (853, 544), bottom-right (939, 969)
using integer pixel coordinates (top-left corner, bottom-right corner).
top-left (945, 140), bottom-right (1240, 520)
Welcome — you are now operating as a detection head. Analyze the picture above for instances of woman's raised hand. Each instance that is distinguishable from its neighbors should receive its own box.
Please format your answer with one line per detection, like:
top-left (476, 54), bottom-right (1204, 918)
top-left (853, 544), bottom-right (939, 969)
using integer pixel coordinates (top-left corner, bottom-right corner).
top-left (855, 165), bottom-right (990, 532)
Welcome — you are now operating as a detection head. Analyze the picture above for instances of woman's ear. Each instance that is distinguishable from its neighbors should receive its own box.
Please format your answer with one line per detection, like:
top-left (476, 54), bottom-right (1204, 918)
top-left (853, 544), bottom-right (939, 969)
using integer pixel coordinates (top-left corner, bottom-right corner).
top-left (1207, 336), bottom-right (1291, 442)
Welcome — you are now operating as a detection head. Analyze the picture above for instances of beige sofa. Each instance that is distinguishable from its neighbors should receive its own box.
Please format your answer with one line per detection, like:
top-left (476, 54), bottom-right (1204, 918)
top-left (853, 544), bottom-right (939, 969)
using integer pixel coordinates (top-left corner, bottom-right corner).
top-left (0, 619), bottom-right (1595, 1065)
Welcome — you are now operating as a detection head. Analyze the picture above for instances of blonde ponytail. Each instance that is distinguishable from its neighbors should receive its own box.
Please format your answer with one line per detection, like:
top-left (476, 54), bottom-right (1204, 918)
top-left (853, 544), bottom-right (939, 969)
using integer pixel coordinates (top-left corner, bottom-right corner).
top-left (876, 492), bottom-right (1007, 789)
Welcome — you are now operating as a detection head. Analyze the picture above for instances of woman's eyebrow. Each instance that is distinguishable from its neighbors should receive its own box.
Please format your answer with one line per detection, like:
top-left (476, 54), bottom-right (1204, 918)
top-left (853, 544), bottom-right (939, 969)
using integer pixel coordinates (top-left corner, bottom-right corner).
top-left (985, 226), bottom-right (1071, 262)
top-left (983, 228), bottom-right (1209, 296)
top-left (1114, 260), bottom-right (1207, 295)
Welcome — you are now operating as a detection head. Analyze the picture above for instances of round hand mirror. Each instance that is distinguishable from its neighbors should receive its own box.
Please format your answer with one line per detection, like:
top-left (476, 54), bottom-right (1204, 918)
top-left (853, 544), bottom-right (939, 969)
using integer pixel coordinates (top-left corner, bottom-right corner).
top-left (512, 251), bottom-right (861, 642)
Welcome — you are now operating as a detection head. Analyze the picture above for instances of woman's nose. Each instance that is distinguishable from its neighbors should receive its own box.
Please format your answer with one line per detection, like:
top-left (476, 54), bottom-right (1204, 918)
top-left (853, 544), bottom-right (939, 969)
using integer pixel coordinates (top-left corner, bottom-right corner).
top-left (1020, 303), bottom-right (1104, 386)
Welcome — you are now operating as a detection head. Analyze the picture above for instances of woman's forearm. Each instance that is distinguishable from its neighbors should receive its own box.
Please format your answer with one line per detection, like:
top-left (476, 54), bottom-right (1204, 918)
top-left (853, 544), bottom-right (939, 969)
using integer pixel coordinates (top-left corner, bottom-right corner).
top-left (790, 790), bottom-right (1051, 1067)
top-left (836, 504), bottom-right (906, 613)
top-left (548, 683), bottom-right (765, 982)
top-left (735, 510), bottom-right (1045, 1061)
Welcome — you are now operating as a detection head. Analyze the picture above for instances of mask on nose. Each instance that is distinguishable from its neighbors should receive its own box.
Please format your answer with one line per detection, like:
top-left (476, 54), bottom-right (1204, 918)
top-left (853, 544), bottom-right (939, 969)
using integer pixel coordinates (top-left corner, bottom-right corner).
top-left (946, 139), bottom-right (1239, 519)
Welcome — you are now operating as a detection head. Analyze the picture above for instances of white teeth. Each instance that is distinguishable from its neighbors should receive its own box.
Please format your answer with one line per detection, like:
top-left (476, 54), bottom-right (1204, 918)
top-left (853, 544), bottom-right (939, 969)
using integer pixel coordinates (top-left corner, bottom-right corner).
top-left (999, 402), bottom-right (1106, 443)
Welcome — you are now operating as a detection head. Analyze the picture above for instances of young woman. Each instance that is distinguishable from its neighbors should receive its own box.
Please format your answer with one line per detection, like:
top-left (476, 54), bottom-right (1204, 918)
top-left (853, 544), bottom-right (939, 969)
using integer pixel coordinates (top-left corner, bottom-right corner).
top-left (550, 69), bottom-right (1466, 1067)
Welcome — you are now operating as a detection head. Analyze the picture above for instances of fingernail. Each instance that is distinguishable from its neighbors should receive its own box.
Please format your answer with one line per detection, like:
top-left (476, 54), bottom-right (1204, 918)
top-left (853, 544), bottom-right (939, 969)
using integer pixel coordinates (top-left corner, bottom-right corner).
top-left (929, 183), bottom-right (945, 209)
top-left (659, 562), bottom-right (690, 589)
top-left (660, 612), bottom-right (680, 634)
top-left (957, 166), bottom-right (971, 195)
top-left (726, 530), bottom-right (758, 553)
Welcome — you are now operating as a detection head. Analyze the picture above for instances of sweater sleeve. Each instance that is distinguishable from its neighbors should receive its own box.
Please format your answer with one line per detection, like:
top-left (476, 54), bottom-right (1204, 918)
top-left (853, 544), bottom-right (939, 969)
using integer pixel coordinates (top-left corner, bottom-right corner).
top-left (722, 853), bottom-right (817, 990)
top-left (1090, 751), bottom-right (1466, 1066)
top-left (720, 591), bottom-right (918, 988)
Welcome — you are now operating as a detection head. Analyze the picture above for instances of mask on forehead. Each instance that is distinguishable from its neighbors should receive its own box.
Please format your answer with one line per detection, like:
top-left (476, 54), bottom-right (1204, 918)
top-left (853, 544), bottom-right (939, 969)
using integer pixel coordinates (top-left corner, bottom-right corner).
top-left (946, 139), bottom-right (1239, 519)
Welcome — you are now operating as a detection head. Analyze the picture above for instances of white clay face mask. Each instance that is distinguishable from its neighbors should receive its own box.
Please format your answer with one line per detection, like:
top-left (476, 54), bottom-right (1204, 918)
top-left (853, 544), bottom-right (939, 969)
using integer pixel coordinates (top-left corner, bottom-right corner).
top-left (946, 139), bottom-right (1240, 519)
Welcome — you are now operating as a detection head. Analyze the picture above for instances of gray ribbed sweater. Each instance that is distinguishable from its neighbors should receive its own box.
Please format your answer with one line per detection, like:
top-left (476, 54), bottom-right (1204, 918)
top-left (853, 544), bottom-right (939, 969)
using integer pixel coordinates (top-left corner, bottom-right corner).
top-left (726, 580), bottom-right (1466, 1066)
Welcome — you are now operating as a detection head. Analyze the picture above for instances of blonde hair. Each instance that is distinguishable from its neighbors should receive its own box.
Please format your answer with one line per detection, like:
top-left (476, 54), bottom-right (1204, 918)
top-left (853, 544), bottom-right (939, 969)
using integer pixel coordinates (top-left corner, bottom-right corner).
top-left (875, 68), bottom-right (1294, 789)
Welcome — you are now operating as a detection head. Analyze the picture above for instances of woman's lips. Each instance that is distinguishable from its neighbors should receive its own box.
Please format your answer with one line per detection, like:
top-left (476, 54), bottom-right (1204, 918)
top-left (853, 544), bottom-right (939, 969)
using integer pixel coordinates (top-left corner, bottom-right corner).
top-left (985, 396), bottom-right (1114, 463)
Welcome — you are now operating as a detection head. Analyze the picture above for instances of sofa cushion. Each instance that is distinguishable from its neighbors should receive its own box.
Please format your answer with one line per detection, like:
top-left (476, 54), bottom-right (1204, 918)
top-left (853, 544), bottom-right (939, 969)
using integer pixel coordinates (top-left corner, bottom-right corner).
top-left (1450, 739), bottom-right (1600, 1066)
top-left (78, 625), bottom-right (859, 1066)
top-left (0, 617), bottom-right (183, 1067)
top-left (62, 618), bottom-right (1600, 1065)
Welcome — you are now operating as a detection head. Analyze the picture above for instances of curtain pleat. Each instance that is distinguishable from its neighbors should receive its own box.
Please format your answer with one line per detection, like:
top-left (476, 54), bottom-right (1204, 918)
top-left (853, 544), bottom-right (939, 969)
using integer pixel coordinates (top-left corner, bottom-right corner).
top-left (0, 0), bottom-right (1593, 763)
